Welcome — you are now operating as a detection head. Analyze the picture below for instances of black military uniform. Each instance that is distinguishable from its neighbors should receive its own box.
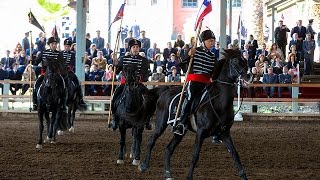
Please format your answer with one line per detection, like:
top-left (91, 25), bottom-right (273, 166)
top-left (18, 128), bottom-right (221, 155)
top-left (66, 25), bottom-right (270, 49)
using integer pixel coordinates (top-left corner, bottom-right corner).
top-left (109, 39), bottom-right (150, 130)
top-left (62, 39), bottom-right (86, 106)
top-left (32, 37), bottom-right (68, 111)
top-left (174, 30), bottom-right (217, 136)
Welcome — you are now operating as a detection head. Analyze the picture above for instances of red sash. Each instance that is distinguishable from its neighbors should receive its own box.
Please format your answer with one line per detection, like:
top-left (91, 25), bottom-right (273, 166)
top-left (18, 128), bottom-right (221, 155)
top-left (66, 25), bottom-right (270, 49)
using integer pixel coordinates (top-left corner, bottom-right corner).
top-left (186, 74), bottom-right (211, 84)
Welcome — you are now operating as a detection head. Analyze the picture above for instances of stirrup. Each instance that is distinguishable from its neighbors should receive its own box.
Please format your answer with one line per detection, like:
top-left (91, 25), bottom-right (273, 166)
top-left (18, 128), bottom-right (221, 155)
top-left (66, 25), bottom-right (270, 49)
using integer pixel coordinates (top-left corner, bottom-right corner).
top-left (173, 124), bottom-right (185, 135)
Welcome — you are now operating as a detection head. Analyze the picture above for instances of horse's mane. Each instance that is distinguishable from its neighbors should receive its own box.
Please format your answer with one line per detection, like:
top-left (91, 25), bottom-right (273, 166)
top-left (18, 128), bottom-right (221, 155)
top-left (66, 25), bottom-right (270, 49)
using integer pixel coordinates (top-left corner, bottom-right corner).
top-left (212, 48), bottom-right (242, 80)
top-left (46, 56), bottom-right (67, 75)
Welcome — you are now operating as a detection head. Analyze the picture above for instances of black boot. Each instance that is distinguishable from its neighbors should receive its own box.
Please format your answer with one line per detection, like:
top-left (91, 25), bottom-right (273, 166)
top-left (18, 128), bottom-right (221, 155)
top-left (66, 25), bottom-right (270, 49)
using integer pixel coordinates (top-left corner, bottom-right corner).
top-left (145, 122), bottom-right (152, 130)
top-left (212, 135), bottom-right (222, 144)
top-left (173, 99), bottom-right (190, 135)
top-left (32, 88), bottom-right (38, 111)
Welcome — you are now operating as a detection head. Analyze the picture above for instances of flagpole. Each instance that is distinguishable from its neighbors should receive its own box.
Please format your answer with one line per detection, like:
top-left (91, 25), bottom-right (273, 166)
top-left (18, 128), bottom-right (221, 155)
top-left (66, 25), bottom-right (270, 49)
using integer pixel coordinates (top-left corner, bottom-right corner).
top-left (107, 0), bottom-right (126, 126)
top-left (28, 29), bottom-right (33, 112)
top-left (173, 20), bottom-right (203, 127)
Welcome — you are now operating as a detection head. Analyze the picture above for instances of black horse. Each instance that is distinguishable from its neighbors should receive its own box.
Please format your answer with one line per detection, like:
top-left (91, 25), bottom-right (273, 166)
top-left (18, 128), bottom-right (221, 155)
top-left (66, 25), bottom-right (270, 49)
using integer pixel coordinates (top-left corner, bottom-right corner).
top-left (113, 64), bottom-right (168, 166)
top-left (36, 60), bottom-right (69, 149)
top-left (139, 49), bottom-right (252, 179)
top-left (64, 75), bottom-right (87, 134)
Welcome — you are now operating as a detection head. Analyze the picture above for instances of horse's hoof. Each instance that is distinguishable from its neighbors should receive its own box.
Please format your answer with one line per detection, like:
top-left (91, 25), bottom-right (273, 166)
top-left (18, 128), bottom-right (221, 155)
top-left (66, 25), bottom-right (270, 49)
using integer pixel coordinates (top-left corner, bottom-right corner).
top-left (36, 144), bottom-right (43, 149)
top-left (57, 130), bottom-right (64, 135)
top-left (129, 154), bottom-right (134, 159)
top-left (69, 127), bottom-right (75, 133)
top-left (132, 159), bottom-right (140, 166)
top-left (45, 136), bottom-right (51, 143)
top-left (138, 164), bottom-right (147, 172)
top-left (166, 178), bottom-right (174, 180)
top-left (117, 160), bottom-right (124, 164)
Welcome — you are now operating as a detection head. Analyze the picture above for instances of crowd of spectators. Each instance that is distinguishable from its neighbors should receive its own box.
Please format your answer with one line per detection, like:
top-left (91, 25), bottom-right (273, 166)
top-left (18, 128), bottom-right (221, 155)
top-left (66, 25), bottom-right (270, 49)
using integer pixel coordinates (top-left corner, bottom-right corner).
top-left (0, 19), bottom-right (319, 98)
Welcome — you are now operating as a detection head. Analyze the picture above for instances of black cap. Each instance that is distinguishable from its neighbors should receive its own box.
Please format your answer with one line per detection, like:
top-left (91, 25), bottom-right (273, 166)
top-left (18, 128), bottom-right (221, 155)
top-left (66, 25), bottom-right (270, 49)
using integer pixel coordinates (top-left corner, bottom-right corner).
top-left (47, 37), bottom-right (57, 45)
top-left (200, 30), bottom-right (215, 42)
top-left (128, 39), bottom-right (141, 49)
top-left (64, 39), bottom-right (72, 46)
top-left (309, 19), bottom-right (314, 23)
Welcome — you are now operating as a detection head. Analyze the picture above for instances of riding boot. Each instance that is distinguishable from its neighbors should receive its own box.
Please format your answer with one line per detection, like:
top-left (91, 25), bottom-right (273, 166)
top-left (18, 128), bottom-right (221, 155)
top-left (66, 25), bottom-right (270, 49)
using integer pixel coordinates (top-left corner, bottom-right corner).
top-left (78, 87), bottom-right (87, 106)
top-left (32, 88), bottom-right (38, 111)
top-left (32, 75), bottom-right (44, 111)
top-left (173, 99), bottom-right (190, 135)
top-left (108, 85), bottom-right (124, 130)
top-left (212, 135), bottom-right (222, 144)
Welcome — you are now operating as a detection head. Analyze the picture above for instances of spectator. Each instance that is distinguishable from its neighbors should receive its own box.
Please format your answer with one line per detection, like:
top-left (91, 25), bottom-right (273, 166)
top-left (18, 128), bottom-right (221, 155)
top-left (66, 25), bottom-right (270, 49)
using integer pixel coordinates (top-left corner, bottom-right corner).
top-left (120, 25), bottom-right (129, 47)
top-left (243, 51), bottom-right (255, 70)
top-left (262, 67), bottom-right (278, 98)
top-left (147, 43), bottom-right (160, 62)
top-left (255, 54), bottom-right (267, 76)
top-left (68, 30), bottom-right (76, 43)
top-left (247, 34), bottom-right (258, 56)
top-left (101, 43), bottom-right (113, 61)
top-left (13, 43), bottom-right (23, 57)
top-left (1, 50), bottom-right (15, 71)
top-left (85, 33), bottom-right (92, 51)
top-left (211, 41), bottom-right (220, 59)
top-left (248, 67), bottom-right (262, 98)
top-left (88, 64), bottom-right (104, 95)
top-left (288, 33), bottom-right (303, 61)
top-left (278, 66), bottom-right (292, 98)
top-left (174, 34), bottom-right (185, 48)
top-left (242, 43), bottom-right (255, 61)
top-left (139, 30), bottom-right (151, 54)
top-left (268, 43), bottom-right (283, 60)
top-left (271, 55), bottom-right (284, 74)
top-left (291, 20), bottom-right (307, 41)
top-left (130, 20), bottom-right (141, 39)
top-left (84, 64), bottom-right (90, 95)
top-left (274, 20), bottom-right (290, 58)
top-left (124, 30), bottom-right (134, 45)
top-left (21, 64), bottom-right (36, 95)
top-left (35, 32), bottom-right (46, 52)
top-left (255, 43), bottom-right (268, 60)
top-left (102, 64), bottom-right (115, 95)
top-left (189, 36), bottom-right (196, 48)
top-left (119, 42), bottom-right (130, 58)
top-left (92, 30), bottom-right (105, 50)
top-left (84, 52), bottom-right (92, 66)
top-left (286, 53), bottom-right (298, 70)
top-left (163, 42), bottom-right (178, 65)
top-left (303, 33), bottom-right (316, 75)
top-left (0, 63), bottom-right (8, 94)
top-left (16, 50), bottom-right (29, 68)
top-left (153, 53), bottom-right (164, 73)
top-left (151, 66), bottom-right (165, 82)
top-left (306, 19), bottom-right (316, 40)
top-left (166, 53), bottom-right (178, 75)
top-left (167, 66), bottom-right (181, 82)
top-left (87, 44), bottom-right (98, 60)
top-left (8, 63), bottom-right (23, 95)
top-left (22, 32), bottom-right (30, 52)
top-left (92, 51), bottom-right (107, 71)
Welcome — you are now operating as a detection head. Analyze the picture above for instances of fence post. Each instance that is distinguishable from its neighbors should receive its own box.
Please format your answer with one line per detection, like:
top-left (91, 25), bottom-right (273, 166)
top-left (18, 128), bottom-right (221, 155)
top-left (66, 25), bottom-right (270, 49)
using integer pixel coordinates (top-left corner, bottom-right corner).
top-left (3, 80), bottom-right (10, 110)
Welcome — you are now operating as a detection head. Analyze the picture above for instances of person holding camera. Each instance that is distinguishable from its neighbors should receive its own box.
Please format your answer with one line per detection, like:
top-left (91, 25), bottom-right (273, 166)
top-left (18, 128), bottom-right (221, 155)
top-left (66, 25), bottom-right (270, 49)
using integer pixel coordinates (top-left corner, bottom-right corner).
top-left (275, 20), bottom-right (290, 59)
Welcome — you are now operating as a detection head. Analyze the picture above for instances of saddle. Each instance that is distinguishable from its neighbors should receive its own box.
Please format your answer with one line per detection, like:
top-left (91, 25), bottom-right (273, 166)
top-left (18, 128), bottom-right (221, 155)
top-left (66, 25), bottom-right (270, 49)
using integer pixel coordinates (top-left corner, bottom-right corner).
top-left (167, 87), bottom-right (210, 125)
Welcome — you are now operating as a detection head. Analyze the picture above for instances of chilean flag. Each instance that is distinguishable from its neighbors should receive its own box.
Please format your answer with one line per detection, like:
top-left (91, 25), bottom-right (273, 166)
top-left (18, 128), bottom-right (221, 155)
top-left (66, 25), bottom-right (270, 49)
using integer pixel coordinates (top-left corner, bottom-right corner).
top-left (194, 0), bottom-right (212, 31)
top-left (108, 1), bottom-right (126, 30)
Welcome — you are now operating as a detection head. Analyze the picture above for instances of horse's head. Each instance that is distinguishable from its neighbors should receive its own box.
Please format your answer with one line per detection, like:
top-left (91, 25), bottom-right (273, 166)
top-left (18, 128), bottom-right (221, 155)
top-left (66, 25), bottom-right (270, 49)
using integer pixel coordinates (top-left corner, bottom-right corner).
top-left (220, 49), bottom-right (252, 85)
top-left (122, 64), bottom-right (143, 113)
top-left (123, 64), bottom-right (139, 87)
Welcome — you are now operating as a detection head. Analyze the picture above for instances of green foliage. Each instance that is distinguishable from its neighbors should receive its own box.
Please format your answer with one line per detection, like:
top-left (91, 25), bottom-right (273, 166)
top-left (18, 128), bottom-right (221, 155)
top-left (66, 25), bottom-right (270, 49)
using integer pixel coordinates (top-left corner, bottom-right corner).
top-left (36, 0), bottom-right (70, 14)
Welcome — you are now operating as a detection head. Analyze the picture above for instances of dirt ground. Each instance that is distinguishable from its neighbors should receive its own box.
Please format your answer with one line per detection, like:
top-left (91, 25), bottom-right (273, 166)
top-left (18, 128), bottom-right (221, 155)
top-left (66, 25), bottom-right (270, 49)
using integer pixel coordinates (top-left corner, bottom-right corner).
top-left (0, 117), bottom-right (319, 180)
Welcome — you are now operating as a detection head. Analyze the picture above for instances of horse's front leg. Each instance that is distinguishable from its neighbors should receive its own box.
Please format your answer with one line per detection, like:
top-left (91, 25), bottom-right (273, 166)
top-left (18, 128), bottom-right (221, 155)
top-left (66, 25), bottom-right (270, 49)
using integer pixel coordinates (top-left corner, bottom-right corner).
top-left (132, 127), bottom-right (143, 166)
top-left (51, 109), bottom-right (59, 143)
top-left (186, 130), bottom-right (206, 180)
top-left (164, 133), bottom-right (185, 180)
top-left (139, 115), bottom-right (169, 173)
top-left (117, 123), bottom-right (126, 164)
top-left (36, 110), bottom-right (45, 149)
top-left (222, 133), bottom-right (247, 180)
